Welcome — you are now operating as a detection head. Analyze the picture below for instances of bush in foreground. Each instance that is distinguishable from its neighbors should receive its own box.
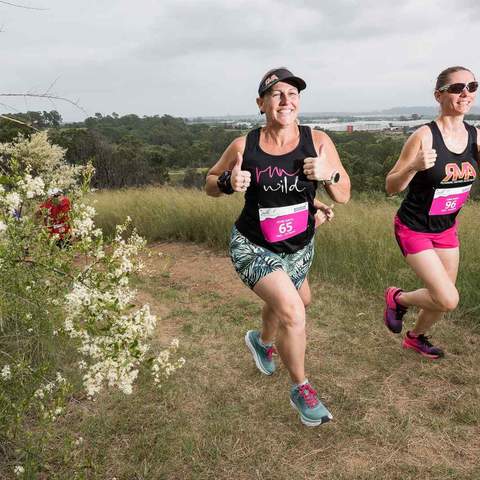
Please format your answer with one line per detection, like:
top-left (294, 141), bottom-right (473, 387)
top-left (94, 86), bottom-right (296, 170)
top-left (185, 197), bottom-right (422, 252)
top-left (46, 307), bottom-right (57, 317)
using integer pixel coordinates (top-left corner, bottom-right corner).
top-left (0, 133), bottom-right (183, 476)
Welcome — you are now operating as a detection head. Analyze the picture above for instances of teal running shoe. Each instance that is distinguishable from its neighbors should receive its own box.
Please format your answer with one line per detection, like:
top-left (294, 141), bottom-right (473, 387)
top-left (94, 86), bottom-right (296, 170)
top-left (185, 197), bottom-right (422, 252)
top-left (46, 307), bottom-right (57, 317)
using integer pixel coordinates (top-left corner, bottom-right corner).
top-left (244, 330), bottom-right (276, 375)
top-left (290, 382), bottom-right (333, 427)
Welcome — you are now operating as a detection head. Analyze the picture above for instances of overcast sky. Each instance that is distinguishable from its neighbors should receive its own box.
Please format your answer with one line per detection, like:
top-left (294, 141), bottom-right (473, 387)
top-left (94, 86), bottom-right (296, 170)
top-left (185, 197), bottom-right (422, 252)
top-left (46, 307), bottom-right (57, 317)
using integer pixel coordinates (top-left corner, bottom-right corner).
top-left (1, 0), bottom-right (479, 121)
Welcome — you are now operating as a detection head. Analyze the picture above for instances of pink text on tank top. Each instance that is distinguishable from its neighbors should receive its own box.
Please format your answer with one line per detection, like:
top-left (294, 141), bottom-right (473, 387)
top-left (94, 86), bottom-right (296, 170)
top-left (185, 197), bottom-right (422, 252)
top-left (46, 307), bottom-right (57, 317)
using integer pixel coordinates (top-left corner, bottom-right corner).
top-left (258, 203), bottom-right (308, 243)
top-left (429, 185), bottom-right (472, 216)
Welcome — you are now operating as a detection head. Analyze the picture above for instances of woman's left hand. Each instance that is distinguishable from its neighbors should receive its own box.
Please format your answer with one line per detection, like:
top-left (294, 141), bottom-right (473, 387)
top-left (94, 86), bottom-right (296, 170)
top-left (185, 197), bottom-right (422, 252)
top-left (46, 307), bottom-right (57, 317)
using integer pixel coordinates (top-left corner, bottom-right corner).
top-left (303, 144), bottom-right (336, 181)
top-left (314, 202), bottom-right (334, 228)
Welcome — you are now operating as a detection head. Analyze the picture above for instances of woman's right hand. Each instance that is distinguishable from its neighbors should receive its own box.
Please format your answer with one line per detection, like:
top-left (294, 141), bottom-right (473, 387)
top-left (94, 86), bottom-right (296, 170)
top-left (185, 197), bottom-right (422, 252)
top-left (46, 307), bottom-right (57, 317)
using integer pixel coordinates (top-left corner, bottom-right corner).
top-left (230, 152), bottom-right (251, 192)
top-left (411, 138), bottom-right (437, 171)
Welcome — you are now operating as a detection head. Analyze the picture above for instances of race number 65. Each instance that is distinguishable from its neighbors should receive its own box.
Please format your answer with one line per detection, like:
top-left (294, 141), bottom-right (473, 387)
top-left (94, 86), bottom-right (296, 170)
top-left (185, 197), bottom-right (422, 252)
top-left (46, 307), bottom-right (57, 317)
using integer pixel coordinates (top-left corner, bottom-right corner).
top-left (279, 221), bottom-right (293, 234)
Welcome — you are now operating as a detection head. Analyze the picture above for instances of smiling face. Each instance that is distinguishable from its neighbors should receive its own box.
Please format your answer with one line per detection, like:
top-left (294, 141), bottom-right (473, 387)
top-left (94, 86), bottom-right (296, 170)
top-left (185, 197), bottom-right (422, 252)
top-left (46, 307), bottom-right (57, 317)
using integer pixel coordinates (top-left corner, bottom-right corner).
top-left (435, 69), bottom-right (477, 116)
top-left (256, 81), bottom-right (300, 127)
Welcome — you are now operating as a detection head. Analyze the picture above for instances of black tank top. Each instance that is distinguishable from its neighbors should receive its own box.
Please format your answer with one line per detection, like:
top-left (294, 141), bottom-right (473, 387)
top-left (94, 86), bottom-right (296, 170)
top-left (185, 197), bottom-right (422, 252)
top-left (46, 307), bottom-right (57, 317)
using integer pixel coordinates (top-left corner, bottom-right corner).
top-left (397, 121), bottom-right (478, 233)
top-left (235, 126), bottom-right (318, 253)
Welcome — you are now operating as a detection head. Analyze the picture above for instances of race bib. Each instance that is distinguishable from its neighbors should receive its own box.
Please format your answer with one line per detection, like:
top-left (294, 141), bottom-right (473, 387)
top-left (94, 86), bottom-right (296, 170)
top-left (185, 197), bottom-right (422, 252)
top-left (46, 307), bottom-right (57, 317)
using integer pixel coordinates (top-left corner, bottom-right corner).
top-left (429, 185), bottom-right (472, 216)
top-left (259, 202), bottom-right (308, 243)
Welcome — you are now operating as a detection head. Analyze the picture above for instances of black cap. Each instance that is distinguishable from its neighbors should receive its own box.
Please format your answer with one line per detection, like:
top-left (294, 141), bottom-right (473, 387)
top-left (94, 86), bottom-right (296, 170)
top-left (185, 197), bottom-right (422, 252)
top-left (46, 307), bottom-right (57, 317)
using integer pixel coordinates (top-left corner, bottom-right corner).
top-left (258, 67), bottom-right (306, 97)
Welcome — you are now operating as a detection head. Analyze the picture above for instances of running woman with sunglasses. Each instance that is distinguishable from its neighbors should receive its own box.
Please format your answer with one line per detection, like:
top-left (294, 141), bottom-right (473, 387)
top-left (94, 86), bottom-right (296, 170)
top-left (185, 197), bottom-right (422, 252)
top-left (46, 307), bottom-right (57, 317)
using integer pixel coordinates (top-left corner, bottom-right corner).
top-left (384, 66), bottom-right (479, 358)
top-left (206, 67), bottom-right (350, 426)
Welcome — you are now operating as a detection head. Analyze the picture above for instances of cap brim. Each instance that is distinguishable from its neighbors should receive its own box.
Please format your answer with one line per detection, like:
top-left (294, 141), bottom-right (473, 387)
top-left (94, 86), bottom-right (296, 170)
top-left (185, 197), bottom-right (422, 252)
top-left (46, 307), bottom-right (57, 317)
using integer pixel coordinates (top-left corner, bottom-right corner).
top-left (284, 76), bottom-right (306, 92)
top-left (259, 76), bottom-right (306, 96)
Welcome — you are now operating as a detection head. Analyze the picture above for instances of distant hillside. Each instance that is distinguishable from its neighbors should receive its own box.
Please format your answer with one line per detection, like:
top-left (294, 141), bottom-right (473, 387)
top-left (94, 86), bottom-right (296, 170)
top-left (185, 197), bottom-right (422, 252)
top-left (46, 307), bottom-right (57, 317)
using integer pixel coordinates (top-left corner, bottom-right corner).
top-left (188, 106), bottom-right (480, 122)
top-left (378, 106), bottom-right (480, 115)
top-left (302, 106), bottom-right (480, 117)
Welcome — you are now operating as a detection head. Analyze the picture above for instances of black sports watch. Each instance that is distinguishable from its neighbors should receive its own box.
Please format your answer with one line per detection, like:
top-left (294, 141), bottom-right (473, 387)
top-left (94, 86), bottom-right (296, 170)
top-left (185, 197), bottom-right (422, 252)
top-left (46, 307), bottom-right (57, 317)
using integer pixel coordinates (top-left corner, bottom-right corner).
top-left (320, 171), bottom-right (340, 186)
top-left (217, 170), bottom-right (234, 194)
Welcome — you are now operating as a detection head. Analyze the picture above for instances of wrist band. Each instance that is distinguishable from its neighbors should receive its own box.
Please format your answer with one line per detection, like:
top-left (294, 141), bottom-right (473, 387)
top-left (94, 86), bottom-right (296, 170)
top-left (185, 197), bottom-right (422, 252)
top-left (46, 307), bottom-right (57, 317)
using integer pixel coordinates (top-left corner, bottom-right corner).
top-left (217, 170), bottom-right (234, 194)
top-left (321, 171), bottom-right (340, 186)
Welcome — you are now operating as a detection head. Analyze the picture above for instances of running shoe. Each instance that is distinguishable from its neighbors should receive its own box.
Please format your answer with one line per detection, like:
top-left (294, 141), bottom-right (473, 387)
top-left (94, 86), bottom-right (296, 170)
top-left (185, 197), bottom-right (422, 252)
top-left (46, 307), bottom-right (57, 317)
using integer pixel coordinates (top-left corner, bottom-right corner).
top-left (384, 287), bottom-right (407, 334)
top-left (402, 331), bottom-right (444, 359)
top-left (290, 382), bottom-right (333, 427)
top-left (244, 330), bottom-right (276, 375)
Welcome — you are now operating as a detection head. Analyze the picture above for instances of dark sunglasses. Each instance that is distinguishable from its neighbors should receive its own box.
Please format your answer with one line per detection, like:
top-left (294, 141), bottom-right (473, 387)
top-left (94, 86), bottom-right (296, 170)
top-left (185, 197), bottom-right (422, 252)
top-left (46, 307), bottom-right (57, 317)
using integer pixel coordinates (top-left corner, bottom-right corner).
top-left (438, 81), bottom-right (479, 94)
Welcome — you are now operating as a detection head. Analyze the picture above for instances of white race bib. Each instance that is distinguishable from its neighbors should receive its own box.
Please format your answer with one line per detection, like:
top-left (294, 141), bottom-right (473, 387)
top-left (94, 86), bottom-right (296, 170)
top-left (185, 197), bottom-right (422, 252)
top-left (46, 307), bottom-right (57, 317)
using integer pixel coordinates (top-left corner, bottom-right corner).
top-left (429, 185), bottom-right (471, 216)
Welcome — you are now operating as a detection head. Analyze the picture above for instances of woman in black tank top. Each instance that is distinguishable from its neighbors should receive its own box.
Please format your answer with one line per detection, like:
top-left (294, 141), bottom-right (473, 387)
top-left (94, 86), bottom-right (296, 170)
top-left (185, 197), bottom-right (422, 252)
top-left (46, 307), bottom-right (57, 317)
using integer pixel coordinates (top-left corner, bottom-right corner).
top-left (383, 66), bottom-right (480, 359)
top-left (206, 67), bottom-right (350, 426)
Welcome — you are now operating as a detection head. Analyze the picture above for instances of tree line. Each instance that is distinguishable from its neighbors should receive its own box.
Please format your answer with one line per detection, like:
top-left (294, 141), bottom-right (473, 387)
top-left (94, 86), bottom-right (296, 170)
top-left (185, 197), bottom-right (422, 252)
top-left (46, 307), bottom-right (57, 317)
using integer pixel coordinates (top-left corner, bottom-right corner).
top-left (1, 110), bottom-right (479, 194)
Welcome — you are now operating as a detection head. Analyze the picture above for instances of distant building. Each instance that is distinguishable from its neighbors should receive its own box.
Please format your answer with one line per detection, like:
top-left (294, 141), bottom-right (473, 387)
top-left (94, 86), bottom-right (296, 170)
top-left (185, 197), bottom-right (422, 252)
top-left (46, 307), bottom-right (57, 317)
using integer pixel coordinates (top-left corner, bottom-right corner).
top-left (233, 121), bottom-right (253, 129)
top-left (346, 125), bottom-right (354, 133)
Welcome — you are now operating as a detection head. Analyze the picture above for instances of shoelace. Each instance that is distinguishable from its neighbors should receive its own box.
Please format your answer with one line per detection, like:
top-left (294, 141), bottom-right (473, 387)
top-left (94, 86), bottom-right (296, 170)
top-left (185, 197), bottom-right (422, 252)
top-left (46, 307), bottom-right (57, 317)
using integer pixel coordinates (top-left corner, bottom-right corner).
top-left (297, 383), bottom-right (319, 408)
top-left (416, 334), bottom-right (434, 348)
top-left (265, 345), bottom-right (277, 361)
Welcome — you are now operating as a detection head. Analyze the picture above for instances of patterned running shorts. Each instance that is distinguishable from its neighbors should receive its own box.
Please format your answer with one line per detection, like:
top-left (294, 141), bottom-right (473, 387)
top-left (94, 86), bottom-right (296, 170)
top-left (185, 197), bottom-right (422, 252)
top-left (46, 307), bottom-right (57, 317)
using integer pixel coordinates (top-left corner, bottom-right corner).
top-left (229, 226), bottom-right (314, 290)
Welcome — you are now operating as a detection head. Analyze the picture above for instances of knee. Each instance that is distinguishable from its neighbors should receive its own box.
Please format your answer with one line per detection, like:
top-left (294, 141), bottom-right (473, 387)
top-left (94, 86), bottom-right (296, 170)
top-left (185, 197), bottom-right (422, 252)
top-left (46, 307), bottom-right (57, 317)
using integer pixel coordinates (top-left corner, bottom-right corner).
top-left (276, 300), bottom-right (305, 330)
top-left (432, 287), bottom-right (459, 312)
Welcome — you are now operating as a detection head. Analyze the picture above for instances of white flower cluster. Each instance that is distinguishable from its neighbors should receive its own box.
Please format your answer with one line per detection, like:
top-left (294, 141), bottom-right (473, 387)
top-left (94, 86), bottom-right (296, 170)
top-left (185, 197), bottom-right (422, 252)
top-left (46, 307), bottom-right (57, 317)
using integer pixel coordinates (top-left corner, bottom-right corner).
top-left (14, 465), bottom-right (24, 476)
top-left (1, 364), bottom-right (12, 380)
top-left (71, 203), bottom-right (100, 240)
top-left (110, 225), bottom-right (146, 280)
top-left (152, 338), bottom-right (186, 388)
top-left (2, 191), bottom-right (21, 211)
top-left (64, 220), bottom-right (157, 397)
top-left (31, 372), bottom-right (69, 421)
top-left (69, 304), bottom-right (157, 397)
top-left (0, 132), bottom-right (85, 193)
top-left (17, 173), bottom-right (45, 199)
top-left (33, 372), bottom-right (67, 400)
top-left (65, 281), bottom-right (135, 321)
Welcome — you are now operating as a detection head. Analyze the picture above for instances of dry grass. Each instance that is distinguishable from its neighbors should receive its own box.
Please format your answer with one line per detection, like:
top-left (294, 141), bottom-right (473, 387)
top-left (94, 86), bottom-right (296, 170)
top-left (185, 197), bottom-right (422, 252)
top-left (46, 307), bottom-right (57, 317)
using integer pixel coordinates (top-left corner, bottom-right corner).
top-left (38, 242), bottom-right (480, 480)
top-left (91, 187), bottom-right (480, 319)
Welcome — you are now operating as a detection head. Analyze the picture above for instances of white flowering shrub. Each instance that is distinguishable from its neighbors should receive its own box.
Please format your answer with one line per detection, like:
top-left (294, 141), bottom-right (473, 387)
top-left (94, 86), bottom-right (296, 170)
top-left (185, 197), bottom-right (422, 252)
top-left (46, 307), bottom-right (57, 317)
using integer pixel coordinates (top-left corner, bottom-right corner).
top-left (152, 338), bottom-right (186, 388)
top-left (0, 133), bottom-right (184, 473)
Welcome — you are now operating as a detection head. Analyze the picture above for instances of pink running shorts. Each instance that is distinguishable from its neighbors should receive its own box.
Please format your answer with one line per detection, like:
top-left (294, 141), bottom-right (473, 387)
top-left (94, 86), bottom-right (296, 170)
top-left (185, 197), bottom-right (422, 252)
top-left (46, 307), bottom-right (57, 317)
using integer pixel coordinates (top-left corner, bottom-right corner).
top-left (394, 216), bottom-right (459, 257)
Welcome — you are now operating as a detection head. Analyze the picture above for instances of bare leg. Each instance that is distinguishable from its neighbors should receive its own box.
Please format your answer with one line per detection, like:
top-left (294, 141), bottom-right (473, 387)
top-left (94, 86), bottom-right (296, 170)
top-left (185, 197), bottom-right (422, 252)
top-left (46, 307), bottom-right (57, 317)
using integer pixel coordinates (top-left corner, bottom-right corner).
top-left (254, 270), bottom-right (306, 384)
top-left (260, 277), bottom-right (311, 344)
top-left (298, 278), bottom-right (312, 307)
top-left (397, 248), bottom-right (459, 334)
top-left (260, 303), bottom-right (278, 344)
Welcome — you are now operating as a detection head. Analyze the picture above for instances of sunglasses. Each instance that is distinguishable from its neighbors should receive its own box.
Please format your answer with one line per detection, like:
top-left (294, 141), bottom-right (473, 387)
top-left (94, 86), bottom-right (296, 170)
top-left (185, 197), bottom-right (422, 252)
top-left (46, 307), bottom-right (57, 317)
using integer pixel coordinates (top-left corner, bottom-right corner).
top-left (438, 81), bottom-right (478, 94)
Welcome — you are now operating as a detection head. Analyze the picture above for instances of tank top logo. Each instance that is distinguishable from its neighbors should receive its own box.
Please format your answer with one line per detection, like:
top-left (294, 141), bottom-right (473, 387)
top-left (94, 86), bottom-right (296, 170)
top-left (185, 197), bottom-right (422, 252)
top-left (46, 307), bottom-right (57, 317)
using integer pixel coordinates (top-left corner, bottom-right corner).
top-left (442, 162), bottom-right (476, 184)
top-left (255, 166), bottom-right (306, 194)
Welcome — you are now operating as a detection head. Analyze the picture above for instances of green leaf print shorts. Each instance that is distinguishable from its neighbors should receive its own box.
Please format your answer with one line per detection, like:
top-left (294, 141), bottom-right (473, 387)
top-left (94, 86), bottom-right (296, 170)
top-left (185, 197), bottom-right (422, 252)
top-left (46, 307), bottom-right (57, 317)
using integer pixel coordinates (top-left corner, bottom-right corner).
top-left (229, 226), bottom-right (314, 290)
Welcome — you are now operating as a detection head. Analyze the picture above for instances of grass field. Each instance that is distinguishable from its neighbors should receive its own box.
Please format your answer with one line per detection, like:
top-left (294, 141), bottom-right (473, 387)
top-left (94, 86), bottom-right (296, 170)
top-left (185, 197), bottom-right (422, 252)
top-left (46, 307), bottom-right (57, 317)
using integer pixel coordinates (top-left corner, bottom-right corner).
top-left (32, 242), bottom-right (480, 479)
top-left (92, 186), bottom-right (480, 320)
top-left (5, 186), bottom-right (479, 478)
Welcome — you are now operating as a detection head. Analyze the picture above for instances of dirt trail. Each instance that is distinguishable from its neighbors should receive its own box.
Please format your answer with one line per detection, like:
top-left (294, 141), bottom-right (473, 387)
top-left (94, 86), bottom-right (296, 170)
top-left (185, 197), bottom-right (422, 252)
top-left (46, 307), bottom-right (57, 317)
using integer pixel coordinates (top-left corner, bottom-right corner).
top-left (138, 242), bottom-right (480, 480)
top-left (141, 241), bottom-right (257, 300)
top-left (38, 241), bottom-right (480, 480)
